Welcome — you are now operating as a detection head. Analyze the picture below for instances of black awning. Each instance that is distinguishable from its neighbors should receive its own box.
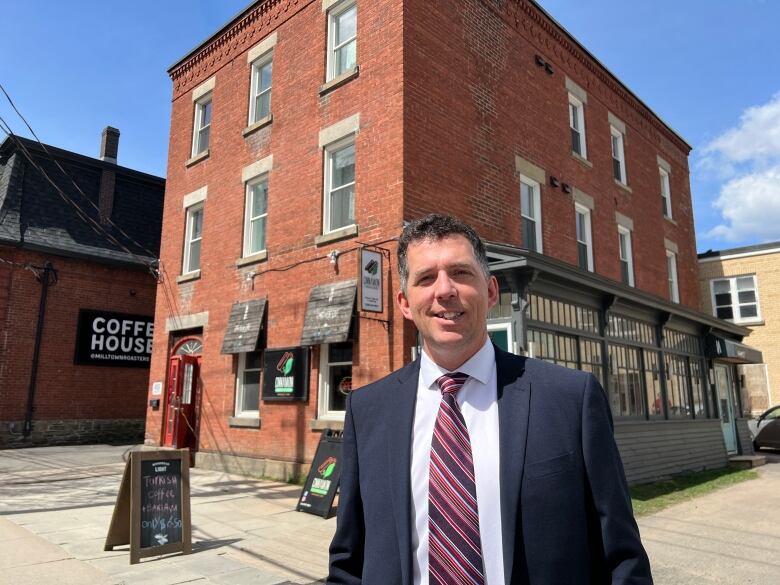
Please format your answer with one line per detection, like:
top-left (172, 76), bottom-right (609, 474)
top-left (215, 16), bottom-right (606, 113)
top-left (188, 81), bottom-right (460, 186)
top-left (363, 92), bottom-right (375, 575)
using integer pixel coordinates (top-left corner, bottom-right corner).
top-left (706, 335), bottom-right (763, 364)
top-left (220, 298), bottom-right (267, 354)
top-left (301, 280), bottom-right (357, 346)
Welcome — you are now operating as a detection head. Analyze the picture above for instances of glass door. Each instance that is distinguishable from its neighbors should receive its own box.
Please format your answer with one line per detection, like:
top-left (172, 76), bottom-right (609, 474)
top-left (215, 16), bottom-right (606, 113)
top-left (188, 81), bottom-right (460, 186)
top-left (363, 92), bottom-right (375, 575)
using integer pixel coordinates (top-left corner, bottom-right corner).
top-left (714, 363), bottom-right (737, 454)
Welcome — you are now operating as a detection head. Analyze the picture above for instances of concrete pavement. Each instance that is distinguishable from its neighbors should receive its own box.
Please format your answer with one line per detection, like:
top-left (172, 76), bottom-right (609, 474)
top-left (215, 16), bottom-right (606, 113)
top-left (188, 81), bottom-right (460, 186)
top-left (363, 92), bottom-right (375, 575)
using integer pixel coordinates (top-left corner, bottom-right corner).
top-left (1, 444), bottom-right (779, 584)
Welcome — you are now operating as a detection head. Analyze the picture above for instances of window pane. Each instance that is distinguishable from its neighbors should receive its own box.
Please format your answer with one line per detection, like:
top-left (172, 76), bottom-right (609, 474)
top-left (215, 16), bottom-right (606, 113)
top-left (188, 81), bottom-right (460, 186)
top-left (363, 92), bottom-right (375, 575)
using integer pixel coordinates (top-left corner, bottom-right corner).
top-left (328, 364), bottom-right (350, 411)
top-left (198, 126), bottom-right (210, 152)
top-left (332, 144), bottom-right (355, 187)
top-left (246, 351), bottom-right (263, 370)
top-left (329, 342), bottom-right (353, 363)
top-left (522, 217), bottom-right (537, 251)
top-left (260, 61), bottom-right (273, 91)
top-left (714, 293), bottom-right (732, 306)
top-left (571, 128), bottom-right (581, 155)
top-left (241, 370), bottom-right (260, 412)
top-left (336, 6), bottom-right (357, 45)
top-left (330, 186), bottom-right (354, 231)
top-left (521, 183), bottom-right (534, 217)
top-left (201, 100), bottom-right (212, 126)
top-left (251, 182), bottom-right (268, 216)
top-left (611, 134), bottom-right (620, 157)
top-left (576, 212), bottom-right (585, 241)
top-left (250, 217), bottom-right (266, 253)
top-left (255, 92), bottom-right (271, 121)
top-left (736, 276), bottom-right (755, 290)
top-left (712, 280), bottom-right (730, 294)
top-left (335, 41), bottom-right (357, 75)
top-left (578, 242), bottom-right (588, 270)
top-left (188, 240), bottom-right (201, 272)
top-left (716, 306), bottom-right (734, 319)
top-left (737, 290), bottom-right (756, 304)
top-left (740, 304), bottom-right (758, 318)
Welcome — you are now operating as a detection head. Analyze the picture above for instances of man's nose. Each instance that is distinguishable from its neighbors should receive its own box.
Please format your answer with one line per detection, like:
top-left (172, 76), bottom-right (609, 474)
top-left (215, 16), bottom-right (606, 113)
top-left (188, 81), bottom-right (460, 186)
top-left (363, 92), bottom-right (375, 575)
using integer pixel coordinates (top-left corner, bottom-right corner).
top-left (433, 271), bottom-right (457, 299)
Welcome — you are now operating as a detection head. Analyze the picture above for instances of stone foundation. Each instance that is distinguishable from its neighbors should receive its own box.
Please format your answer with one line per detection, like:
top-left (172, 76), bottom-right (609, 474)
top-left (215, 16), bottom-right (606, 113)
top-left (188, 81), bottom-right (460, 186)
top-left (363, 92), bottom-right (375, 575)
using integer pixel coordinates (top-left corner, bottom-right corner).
top-left (194, 449), bottom-right (310, 483)
top-left (0, 418), bottom-right (144, 448)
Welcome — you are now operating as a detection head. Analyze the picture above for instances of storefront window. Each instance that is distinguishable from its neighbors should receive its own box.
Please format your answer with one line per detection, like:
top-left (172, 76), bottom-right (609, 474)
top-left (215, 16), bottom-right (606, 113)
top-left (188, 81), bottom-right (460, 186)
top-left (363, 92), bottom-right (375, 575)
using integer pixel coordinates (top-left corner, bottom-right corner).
top-left (235, 351), bottom-right (262, 417)
top-left (608, 344), bottom-right (644, 418)
top-left (528, 293), bottom-right (599, 334)
top-left (665, 354), bottom-right (692, 418)
top-left (579, 338), bottom-right (604, 386)
top-left (689, 359), bottom-right (708, 418)
top-left (319, 342), bottom-right (353, 418)
top-left (528, 329), bottom-right (578, 370)
top-left (643, 350), bottom-right (664, 419)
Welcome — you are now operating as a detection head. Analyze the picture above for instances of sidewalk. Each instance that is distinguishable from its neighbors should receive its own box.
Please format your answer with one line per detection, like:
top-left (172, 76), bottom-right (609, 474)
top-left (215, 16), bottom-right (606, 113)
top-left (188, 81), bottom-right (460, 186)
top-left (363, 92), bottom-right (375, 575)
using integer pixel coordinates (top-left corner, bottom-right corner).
top-left (2, 444), bottom-right (780, 584)
top-left (0, 444), bottom-right (333, 585)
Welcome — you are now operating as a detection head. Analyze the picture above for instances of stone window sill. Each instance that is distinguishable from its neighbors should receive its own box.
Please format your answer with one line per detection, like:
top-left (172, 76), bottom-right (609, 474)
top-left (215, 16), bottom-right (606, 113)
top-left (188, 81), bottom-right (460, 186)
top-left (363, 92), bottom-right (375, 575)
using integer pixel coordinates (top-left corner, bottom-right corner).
top-left (315, 224), bottom-right (359, 246)
top-left (228, 416), bottom-right (261, 429)
top-left (185, 150), bottom-right (209, 168)
top-left (242, 114), bottom-right (273, 137)
top-left (320, 65), bottom-right (360, 96)
top-left (177, 270), bottom-right (201, 284)
top-left (310, 418), bottom-right (345, 431)
top-left (614, 179), bottom-right (633, 194)
top-left (236, 250), bottom-right (268, 267)
top-left (571, 152), bottom-right (593, 168)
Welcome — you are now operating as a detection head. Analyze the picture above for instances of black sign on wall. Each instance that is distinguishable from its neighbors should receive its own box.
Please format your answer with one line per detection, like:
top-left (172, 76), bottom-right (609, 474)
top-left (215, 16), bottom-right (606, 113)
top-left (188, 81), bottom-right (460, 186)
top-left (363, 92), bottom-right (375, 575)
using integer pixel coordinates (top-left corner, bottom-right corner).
top-left (74, 310), bottom-right (153, 368)
top-left (262, 347), bottom-right (309, 401)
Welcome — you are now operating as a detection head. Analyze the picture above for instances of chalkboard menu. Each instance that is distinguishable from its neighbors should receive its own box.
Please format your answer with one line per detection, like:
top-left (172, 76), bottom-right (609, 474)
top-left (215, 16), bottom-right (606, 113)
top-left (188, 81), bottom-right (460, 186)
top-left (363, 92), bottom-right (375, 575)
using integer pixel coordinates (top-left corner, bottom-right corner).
top-left (140, 459), bottom-right (183, 549)
top-left (105, 449), bottom-right (191, 564)
top-left (297, 431), bottom-right (342, 518)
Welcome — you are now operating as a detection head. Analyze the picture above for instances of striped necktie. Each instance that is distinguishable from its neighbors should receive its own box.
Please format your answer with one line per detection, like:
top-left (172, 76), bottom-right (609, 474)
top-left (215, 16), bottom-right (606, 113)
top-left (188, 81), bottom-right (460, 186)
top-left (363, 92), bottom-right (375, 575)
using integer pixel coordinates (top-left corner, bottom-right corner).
top-left (429, 372), bottom-right (484, 585)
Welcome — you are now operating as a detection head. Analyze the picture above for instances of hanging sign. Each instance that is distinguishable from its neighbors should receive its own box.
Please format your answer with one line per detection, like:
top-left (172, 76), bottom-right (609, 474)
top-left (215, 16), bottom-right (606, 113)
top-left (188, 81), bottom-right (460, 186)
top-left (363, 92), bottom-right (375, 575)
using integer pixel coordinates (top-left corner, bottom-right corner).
top-left (262, 347), bottom-right (309, 401)
top-left (74, 309), bottom-right (153, 368)
top-left (359, 249), bottom-right (383, 313)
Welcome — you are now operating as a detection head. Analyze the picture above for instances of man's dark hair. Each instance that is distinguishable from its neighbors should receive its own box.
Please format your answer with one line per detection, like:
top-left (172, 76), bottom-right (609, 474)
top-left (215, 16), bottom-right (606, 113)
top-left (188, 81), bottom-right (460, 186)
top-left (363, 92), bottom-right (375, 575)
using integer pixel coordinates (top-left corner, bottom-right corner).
top-left (397, 214), bottom-right (491, 292)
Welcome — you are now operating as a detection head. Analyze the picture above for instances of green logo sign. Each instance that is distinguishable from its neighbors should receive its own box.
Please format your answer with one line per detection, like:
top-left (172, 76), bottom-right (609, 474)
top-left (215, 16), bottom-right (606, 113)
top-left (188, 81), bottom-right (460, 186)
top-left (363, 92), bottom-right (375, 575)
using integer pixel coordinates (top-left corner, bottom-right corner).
top-left (275, 351), bottom-right (295, 394)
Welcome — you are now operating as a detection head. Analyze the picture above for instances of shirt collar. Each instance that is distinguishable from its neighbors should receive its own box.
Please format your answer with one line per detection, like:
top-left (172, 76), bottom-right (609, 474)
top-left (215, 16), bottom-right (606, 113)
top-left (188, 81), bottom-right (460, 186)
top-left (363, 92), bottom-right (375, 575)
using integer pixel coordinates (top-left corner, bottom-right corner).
top-left (420, 337), bottom-right (495, 390)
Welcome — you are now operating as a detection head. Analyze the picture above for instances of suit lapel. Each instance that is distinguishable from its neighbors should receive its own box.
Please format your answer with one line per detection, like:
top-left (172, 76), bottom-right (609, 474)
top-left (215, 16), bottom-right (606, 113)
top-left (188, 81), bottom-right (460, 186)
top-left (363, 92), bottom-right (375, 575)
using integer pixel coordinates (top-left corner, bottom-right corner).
top-left (386, 358), bottom-right (419, 585)
top-left (496, 349), bottom-right (531, 585)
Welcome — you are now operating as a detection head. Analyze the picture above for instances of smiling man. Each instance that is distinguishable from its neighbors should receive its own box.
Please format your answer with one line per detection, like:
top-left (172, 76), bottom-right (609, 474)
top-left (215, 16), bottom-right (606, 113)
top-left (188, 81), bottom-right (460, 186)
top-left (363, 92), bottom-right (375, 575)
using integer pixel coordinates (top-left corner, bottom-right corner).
top-left (327, 214), bottom-right (652, 585)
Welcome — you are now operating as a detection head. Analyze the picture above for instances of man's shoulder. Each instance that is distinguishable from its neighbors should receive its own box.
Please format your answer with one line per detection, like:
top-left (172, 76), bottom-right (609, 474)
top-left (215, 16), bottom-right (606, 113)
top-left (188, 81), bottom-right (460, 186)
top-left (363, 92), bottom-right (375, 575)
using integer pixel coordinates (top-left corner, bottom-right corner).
top-left (350, 359), bottom-right (419, 404)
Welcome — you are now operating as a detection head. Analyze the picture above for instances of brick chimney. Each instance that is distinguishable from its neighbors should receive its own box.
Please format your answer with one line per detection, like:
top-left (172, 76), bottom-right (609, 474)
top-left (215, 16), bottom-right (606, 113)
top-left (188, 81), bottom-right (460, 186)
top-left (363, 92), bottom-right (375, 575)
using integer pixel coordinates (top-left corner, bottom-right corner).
top-left (100, 126), bottom-right (120, 164)
top-left (99, 127), bottom-right (119, 225)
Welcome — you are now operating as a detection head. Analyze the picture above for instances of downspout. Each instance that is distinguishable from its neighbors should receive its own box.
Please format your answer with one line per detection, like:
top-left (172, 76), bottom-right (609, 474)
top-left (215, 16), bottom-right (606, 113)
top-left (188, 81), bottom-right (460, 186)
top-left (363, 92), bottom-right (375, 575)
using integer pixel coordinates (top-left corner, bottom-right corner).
top-left (23, 261), bottom-right (55, 438)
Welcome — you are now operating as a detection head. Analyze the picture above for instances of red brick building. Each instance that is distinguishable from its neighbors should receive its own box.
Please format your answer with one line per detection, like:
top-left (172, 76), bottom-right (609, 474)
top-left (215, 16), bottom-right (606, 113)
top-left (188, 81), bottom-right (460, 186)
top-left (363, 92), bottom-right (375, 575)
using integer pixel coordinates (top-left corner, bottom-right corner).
top-left (0, 130), bottom-right (164, 447)
top-left (146, 0), bottom-right (757, 482)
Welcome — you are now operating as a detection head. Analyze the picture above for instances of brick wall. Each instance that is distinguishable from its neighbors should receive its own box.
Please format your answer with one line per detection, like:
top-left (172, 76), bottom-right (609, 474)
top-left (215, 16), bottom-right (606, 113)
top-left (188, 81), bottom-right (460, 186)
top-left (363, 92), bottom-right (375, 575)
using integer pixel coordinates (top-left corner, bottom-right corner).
top-left (146, 0), bottom-right (406, 465)
top-left (404, 0), bottom-right (700, 308)
top-left (0, 246), bottom-right (157, 446)
top-left (699, 250), bottom-right (780, 406)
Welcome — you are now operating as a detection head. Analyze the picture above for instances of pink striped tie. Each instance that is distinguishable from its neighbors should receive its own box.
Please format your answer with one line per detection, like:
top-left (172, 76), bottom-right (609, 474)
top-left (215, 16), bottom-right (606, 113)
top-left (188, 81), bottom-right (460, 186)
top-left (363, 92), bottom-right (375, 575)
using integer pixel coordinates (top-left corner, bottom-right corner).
top-left (429, 372), bottom-right (484, 585)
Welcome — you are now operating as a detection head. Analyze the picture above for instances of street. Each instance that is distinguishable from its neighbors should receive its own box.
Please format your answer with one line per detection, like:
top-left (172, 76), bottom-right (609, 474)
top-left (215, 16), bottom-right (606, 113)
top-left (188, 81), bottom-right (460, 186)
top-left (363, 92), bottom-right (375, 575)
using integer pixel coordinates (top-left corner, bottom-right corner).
top-left (1, 445), bottom-right (778, 584)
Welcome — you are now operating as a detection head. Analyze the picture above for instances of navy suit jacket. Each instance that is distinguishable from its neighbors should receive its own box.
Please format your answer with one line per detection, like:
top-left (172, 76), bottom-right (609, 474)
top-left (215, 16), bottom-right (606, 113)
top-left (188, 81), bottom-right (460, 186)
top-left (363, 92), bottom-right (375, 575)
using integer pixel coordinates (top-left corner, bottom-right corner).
top-left (328, 347), bottom-right (653, 584)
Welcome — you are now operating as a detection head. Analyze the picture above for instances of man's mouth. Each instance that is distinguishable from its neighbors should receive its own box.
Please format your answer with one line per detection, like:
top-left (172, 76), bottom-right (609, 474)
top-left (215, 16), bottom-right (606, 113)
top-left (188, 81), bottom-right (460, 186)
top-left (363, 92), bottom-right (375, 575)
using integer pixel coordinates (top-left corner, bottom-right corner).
top-left (434, 311), bottom-right (464, 320)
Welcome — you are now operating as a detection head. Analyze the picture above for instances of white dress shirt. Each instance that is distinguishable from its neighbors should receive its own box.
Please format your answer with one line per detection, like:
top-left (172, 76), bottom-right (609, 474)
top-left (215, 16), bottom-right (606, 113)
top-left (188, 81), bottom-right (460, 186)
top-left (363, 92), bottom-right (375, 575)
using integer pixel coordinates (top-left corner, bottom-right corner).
top-left (410, 338), bottom-right (504, 585)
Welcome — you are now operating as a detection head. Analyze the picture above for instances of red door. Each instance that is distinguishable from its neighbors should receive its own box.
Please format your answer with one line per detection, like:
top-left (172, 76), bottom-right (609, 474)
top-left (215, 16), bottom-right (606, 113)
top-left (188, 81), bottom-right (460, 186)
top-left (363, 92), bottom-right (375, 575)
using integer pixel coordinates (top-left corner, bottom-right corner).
top-left (163, 354), bottom-right (199, 449)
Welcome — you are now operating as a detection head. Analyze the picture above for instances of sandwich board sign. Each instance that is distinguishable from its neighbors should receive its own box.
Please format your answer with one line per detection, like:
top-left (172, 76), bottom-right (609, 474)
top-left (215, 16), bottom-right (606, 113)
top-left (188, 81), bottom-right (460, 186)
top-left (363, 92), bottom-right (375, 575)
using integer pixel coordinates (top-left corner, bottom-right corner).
top-left (297, 431), bottom-right (342, 518)
top-left (104, 449), bottom-right (191, 564)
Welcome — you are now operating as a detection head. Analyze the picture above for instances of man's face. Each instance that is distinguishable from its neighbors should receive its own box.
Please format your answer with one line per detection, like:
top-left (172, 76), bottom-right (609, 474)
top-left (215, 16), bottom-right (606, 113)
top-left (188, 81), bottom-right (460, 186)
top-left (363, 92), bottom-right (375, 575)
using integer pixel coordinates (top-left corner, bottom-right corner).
top-left (397, 234), bottom-right (498, 370)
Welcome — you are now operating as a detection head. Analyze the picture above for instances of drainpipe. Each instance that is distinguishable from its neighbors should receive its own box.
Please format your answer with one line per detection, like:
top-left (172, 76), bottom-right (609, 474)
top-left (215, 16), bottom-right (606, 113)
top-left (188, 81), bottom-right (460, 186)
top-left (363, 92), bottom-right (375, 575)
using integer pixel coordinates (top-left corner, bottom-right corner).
top-left (23, 261), bottom-right (56, 438)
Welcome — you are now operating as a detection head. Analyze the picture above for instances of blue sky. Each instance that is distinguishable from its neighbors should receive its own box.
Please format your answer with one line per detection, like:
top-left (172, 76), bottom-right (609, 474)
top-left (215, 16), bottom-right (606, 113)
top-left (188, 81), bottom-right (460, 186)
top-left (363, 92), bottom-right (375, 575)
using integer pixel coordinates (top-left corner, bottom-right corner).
top-left (1, 0), bottom-right (778, 252)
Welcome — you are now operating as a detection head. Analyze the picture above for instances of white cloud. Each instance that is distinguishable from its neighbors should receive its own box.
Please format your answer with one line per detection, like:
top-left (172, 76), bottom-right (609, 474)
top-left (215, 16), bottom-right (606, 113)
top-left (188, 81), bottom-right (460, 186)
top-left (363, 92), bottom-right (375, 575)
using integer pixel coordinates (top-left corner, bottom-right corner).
top-left (707, 168), bottom-right (780, 242)
top-left (699, 92), bottom-right (780, 243)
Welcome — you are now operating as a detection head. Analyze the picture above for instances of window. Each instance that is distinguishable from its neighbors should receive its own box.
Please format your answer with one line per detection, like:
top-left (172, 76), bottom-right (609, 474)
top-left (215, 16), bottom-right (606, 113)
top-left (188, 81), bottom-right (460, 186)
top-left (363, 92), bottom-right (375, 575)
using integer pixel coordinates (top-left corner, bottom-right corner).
top-left (611, 126), bottom-right (626, 184)
top-left (249, 54), bottom-right (273, 124)
top-left (666, 251), bottom-right (679, 303)
top-left (575, 204), bottom-right (593, 271)
top-left (617, 226), bottom-right (634, 286)
top-left (710, 275), bottom-right (761, 323)
top-left (192, 95), bottom-right (212, 156)
top-left (319, 342), bottom-right (353, 418)
top-left (327, 1), bottom-right (357, 81)
top-left (568, 94), bottom-right (587, 158)
top-left (324, 138), bottom-right (356, 233)
top-left (235, 351), bottom-right (262, 417)
top-left (183, 204), bottom-right (203, 274)
top-left (608, 344), bottom-right (644, 418)
top-left (660, 167), bottom-right (672, 218)
top-left (243, 178), bottom-right (268, 256)
top-left (520, 176), bottom-right (542, 253)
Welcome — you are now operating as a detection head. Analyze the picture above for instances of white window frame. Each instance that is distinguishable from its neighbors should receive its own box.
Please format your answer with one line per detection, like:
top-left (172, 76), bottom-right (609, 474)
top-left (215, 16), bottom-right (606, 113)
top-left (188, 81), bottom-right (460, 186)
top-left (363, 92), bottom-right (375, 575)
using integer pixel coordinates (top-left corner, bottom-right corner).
top-left (617, 225), bottom-right (634, 287)
top-left (709, 275), bottom-right (762, 324)
top-left (318, 342), bottom-right (352, 420)
top-left (520, 175), bottom-right (543, 253)
top-left (182, 204), bottom-right (203, 274)
top-left (323, 135), bottom-right (356, 234)
top-left (192, 94), bottom-right (212, 157)
top-left (326, 0), bottom-right (357, 81)
top-left (660, 167), bottom-right (672, 218)
top-left (575, 203), bottom-right (594, 272)
top-left (248, 53), bottom-right (273, 125)
top-left (568, 94), bottom-right (587, 159)
top-left (611, 125), bottom-right (627, 184)
top-left (243, 176), bottom-right (269, 257)
top-left (666, 250), bottom-right (679, 303)
top-left (234, 351), bottom-right (262, 418)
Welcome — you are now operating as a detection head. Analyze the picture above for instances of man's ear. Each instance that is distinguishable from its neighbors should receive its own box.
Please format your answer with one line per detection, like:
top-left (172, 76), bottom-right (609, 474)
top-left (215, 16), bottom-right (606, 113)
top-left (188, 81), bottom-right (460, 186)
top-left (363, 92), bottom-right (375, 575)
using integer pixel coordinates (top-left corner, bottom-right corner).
top-left (397, 289), bottom-right (414, 321)
top-left (487, 275), bottom-right (499, 309)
